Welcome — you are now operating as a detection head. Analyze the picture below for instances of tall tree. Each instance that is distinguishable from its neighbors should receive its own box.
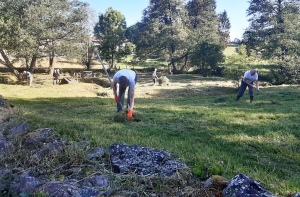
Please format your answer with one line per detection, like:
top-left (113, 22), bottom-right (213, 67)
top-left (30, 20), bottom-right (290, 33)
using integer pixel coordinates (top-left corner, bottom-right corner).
top-left (190, 42), bottom-right (224, 76)
top-left (94, 7), bottom-right (128, 69)
top-left (134, 0), bottom-right (189, 72)
top-left (0, 0), bottom-right (90, 78)
top-left (217, 10), bottom-right (231, 49)
top-left (186, 0), bottom-right (219, 44)
top-left (245, 0), bottom-right (300, 83)
top-left (185, 0), bottom-right (220, 72)
top-left (244, 0), bottom-right (300, 60)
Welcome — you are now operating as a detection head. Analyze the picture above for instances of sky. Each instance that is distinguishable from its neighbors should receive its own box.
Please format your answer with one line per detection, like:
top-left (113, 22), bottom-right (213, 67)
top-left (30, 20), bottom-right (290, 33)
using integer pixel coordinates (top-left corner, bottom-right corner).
top-left (84, 0), bottom-right (250, 40)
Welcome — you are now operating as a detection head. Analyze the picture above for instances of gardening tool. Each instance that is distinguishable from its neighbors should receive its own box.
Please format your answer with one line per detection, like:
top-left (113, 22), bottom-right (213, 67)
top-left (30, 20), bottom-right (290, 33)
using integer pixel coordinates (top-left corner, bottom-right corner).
top-left (257, 89), bottom-right (279, 105)
top-left (242, 78), bottom-right (279, 104)
top-left (96, 52), bottom-right (123, 109)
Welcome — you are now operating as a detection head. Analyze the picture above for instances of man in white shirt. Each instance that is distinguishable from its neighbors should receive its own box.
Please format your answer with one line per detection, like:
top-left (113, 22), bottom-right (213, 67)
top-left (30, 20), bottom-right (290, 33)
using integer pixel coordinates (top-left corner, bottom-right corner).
top-left (23, 71), bottom-right (33, 86)
top-left (236, 69), bottom-right (259, 103)
top-left (113, 69), bottom-right (138, 120)
top-left (152, 68), bottom-right (158, 84)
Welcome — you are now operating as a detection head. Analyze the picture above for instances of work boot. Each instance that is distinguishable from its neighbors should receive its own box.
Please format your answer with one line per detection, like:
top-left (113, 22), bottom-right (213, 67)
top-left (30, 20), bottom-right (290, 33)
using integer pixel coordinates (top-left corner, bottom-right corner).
top-left (250, 96), bottom-right (254, 103)
top-left (236, 96), bottom-right (240, 101)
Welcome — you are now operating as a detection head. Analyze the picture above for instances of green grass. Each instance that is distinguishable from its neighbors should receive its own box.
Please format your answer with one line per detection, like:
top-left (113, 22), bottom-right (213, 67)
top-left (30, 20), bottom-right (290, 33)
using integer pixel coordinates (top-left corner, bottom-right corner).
top-left (1, 74), bottom-right (300, 196)
top-left (223, 46), bottom-right (238, 57)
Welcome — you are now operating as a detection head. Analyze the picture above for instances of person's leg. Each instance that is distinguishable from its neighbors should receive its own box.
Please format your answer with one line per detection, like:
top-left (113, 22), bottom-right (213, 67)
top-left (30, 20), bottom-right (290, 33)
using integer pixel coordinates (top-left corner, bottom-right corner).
top-left (117, 85), bottom-right (126, 112)
top-left (126, 74), bottom-right (138, 109)
top-left (248, 83), bottom-right (254, 102)
top-left (29, 77), bottom-right (33, 86)
top-left (236, 80), bottom-right (247, 101)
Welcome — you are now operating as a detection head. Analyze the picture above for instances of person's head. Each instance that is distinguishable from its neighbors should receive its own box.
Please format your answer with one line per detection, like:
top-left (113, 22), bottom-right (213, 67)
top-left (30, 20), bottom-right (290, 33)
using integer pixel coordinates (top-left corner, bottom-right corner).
top-left (23, 71), bottom-right (26, 74)
top-left (155, 68), bottom-right (157, 71)
top-left (119, 76), bottom-right (128, 88)
top-left (54, 69), bottom-right (56, 73)
top-left (250, 69), bottom-right (257, 76)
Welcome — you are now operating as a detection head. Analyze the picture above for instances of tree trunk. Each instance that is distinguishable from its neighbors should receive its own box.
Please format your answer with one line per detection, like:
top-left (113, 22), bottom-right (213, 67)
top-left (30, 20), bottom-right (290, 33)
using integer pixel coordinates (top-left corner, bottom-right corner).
top-left (49, 51), bottom-right (55, 74)
top-left (179, 53), bottom-right (189, 72)
top-left (29, 56), bottom-right (37, 73)
top-left (0, 48), bottom-right (22, 81)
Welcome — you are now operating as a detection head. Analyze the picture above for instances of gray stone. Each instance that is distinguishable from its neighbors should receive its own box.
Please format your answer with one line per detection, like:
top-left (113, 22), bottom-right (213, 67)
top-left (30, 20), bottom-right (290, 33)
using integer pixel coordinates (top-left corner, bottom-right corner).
top-left (7, 122), bottom-right (30, 137)
top-left (222, 173), bottom-right (276, 197)
top-left (91, 175), bottom-right (110, 188)
top-left (34, 140), bottom-right (66, 159)
top-left (109, 142), bottom-right (188, 177)
top-left (80, 187), bottom-right (101, 197)
top-left (23, 128), bottom-right (58, 150)
top-left (0, 132), bottom-right (5, 140)
top-left (37, 128), bottom-right (57, 137)
top-left (87, 147), bottom-right (106, 160)
top-left (42, 181), bottom-right (81, 197)
top-left (0, 139), bottom-right (11, 151)
top-left (19, 173), bottom-right (42, 194)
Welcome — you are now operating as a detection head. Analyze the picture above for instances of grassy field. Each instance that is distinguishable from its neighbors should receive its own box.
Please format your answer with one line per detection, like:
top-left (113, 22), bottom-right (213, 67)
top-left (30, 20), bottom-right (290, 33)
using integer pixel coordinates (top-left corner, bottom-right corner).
top-left (0, 70), bottom-right (300, 196)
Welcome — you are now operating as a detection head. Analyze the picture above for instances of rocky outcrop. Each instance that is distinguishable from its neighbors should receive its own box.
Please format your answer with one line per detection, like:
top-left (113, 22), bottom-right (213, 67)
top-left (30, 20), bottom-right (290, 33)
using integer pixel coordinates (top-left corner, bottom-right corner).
top-left (109, 142), bottom-right (188, 176)
top-left (223, 173), bottom-right (276, 197)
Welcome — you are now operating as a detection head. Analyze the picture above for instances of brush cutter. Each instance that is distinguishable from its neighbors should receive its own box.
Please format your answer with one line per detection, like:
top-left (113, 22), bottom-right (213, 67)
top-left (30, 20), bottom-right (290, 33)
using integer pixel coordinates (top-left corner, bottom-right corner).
top-left (257, 89), bottom-right (279, 105)
top-left (243, 78), bottom-right (279, 105)
top-left (96, 52), bottom-right (123, 109)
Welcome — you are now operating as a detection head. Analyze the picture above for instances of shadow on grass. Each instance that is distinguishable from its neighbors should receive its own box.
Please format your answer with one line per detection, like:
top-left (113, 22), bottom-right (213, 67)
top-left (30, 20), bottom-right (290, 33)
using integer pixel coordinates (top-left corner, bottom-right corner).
top-left (5, 92), bottom-right (300, 195)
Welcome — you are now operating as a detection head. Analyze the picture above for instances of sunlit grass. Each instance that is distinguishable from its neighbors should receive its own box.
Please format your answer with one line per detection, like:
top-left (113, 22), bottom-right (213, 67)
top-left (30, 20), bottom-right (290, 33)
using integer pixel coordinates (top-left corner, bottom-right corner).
top-left (1, 74), bottom-right (300, 196)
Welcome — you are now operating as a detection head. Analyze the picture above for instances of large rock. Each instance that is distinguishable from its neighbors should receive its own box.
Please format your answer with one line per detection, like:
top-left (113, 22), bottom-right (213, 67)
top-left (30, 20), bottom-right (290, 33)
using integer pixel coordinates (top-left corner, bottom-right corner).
top-left (23, 128), bottom-right (58, 150)
top-left (87, 147), bottom-right (106, 160)
top-left (41, 181), bottom-right (81, 197)
top-left (7, 122), bottom-right (30, 138)
top-left (109, 142), bottom-right (189, 177)
top-left (19, 173), bottom-right (42, 194)
top-left (223, 173), bottom-right (276, 197)
top-left (33, 140), bottom-right (66, 159)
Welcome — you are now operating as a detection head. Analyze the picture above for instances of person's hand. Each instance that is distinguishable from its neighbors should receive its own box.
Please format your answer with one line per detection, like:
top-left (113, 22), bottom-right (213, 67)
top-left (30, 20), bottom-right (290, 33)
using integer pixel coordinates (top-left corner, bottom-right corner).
top-left (127, 110), bottom-right (133, 120)
top-left (114, 95), bottom-right (119, 103)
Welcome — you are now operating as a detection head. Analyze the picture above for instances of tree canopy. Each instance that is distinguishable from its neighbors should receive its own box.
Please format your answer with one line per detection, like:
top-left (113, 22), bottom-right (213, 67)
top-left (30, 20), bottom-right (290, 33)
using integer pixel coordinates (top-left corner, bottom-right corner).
top-left (0, 0), bottom-right (90, 78)
top-left (94, 7), bottom-right (129, 69)
top-left (244, 0), bottom-right (300, 83)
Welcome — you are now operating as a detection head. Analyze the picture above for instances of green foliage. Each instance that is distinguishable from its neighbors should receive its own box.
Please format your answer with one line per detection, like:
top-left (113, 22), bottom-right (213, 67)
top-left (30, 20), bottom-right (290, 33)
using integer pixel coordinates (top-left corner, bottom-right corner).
top-left (31, 191), bottom-right (48, 197)
top-left (244, 0), bottom-right (300, 83)
top-left (222, 44), bottom-right (252, 88)
top-left (192, 163), bottom-right (223, 180)
top-left (0, 0), bottom-right (90, 73)
top-left (94, 7), bottom-right (128, 69)
top-left (190, 42), bottom-right (225, 76)
top-left (218, 10), bottom-right (231, 49)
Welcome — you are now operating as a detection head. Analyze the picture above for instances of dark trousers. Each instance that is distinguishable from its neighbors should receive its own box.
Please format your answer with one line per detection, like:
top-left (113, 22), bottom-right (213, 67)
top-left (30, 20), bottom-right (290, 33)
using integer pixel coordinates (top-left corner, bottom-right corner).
top-left (237, 80), bottom-right (254, 97)
top-left (117, 74), bottom-right (138, 112)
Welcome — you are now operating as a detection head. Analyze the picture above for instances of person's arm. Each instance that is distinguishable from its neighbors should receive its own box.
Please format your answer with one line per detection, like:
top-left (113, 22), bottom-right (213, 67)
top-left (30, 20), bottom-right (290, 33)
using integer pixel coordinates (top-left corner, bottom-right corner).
top-left (113, 82), bottom-right (117, 96)
top-left (113, 82), bottom-right (119, 103)
top-left (255, 80), bottom-right (259, 90)
top-left (129, 90), bottom-right (135, 111)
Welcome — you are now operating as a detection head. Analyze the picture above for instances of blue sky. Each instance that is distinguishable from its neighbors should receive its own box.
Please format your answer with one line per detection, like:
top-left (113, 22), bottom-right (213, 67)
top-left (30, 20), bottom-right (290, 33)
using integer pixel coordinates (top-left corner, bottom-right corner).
top-left (84, 0), bottom-right (249, 40)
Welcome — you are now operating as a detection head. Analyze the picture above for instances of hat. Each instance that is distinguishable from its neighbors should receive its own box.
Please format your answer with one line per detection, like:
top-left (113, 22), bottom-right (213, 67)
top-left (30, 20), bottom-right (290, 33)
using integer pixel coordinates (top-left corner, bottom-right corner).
top-left (119, 76), bottom-right (128, 86)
